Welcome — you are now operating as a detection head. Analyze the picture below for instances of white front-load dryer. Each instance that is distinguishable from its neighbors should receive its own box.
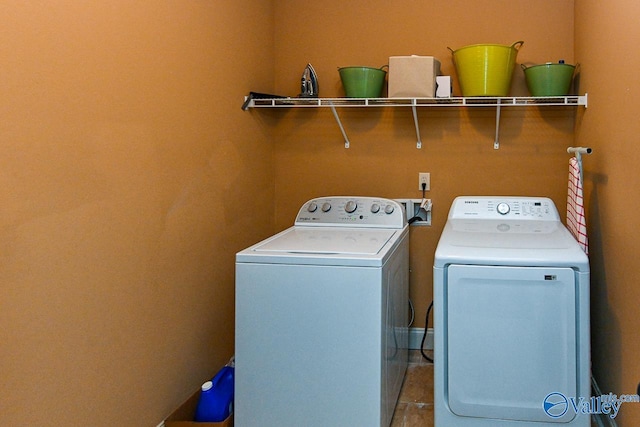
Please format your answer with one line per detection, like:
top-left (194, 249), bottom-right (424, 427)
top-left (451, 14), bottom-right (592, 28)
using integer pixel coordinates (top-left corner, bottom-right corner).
top-left (433, 196), bottom-right (590, 426)
top-left (235, 196), bottom-right (409, 427)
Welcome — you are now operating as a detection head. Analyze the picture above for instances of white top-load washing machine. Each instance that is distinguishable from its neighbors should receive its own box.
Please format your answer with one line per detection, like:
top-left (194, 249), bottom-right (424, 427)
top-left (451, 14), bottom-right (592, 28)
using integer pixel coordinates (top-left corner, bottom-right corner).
top-left (235, 196), bottom-right (409, 427)
top-left (433, 196), bottom-right (590, 426)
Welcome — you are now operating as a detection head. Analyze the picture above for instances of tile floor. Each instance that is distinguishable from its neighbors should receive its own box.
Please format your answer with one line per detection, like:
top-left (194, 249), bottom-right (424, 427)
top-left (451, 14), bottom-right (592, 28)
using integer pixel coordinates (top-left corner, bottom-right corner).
top-left (391, 349), bottom-right (434, 427)
top-left (392, 351), bottom-right (598, 427)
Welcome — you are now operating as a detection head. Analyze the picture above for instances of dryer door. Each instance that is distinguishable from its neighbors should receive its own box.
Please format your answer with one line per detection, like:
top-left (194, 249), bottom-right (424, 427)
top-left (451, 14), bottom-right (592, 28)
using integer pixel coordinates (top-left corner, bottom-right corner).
top-left (446, 264), bottom-right (577, 423)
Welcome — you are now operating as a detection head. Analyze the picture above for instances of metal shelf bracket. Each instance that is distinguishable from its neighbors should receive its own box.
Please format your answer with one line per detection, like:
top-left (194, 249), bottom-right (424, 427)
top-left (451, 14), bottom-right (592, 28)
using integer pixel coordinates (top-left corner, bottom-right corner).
top-left (411, 102), bottom-right (423, 149)
top-left (494, 99), bottom-right (502, 150)
top-left (329, 103), bottom-right (350, 148)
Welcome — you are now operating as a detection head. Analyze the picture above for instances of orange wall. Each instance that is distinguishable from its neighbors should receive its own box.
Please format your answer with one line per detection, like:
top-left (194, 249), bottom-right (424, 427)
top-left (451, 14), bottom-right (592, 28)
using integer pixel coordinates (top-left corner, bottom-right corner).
top-left (0, 1), bottom-right (274, 425)
top-left (3, 1), bottom-right (639, 425)
top-left (576, 1), bottom-right (640, 424)
top-left (271, 0), bottom-right (576, 329)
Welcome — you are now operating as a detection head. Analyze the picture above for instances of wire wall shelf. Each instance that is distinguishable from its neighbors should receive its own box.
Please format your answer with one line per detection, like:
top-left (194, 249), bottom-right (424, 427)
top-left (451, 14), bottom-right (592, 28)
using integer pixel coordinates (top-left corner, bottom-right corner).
top-left (247, 95), bottom-right (587, 108)
top-left (243, 94), bottom-right (588, 149)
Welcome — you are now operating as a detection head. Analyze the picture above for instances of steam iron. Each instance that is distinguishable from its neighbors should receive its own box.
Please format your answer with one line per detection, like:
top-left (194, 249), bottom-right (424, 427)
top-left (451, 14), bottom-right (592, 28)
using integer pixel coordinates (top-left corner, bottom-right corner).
top-left (299, 63), bottom-right (319, 97)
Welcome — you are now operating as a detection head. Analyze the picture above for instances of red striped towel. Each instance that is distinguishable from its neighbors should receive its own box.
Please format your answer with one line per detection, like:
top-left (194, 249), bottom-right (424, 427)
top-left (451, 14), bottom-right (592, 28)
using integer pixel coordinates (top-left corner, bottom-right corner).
top-left (567, 157), bottom-right (588, 254)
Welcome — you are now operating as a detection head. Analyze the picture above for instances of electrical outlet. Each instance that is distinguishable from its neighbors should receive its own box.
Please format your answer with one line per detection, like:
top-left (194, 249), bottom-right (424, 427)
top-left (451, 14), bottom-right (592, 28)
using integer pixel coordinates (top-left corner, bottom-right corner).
top-left (419, 173), bottom-right (430, 191)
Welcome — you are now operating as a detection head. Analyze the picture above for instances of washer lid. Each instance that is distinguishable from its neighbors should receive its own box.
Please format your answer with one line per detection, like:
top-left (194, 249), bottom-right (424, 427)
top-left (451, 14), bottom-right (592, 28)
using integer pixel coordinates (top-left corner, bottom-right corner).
top-left (237, 226), bottom-right (408, 267)
top-left (252, 227), bottom-right (396, 255)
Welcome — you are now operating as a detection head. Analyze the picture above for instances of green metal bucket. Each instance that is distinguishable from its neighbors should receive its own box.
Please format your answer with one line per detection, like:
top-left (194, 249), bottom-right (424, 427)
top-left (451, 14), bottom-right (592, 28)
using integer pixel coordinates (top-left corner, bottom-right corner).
top-left (522, 62), bottom-right (577, 96)
top-left (338, 66), bottom-right (388, 98)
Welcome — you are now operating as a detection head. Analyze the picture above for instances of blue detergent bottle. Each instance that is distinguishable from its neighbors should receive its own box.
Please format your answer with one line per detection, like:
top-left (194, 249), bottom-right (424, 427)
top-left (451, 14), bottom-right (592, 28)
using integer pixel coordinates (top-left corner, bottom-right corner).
top-left (193, 365), bottom-right (234, 422)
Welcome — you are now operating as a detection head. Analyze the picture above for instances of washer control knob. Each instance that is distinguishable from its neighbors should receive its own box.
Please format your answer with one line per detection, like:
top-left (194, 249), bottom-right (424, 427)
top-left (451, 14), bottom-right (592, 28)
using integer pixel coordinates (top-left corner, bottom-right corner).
top-left (345, 200), bottom-right (357, 213)
top-left (321, 202), bottom-right (331, 212)
top-left (496, 202), bottom-right (510, 215)
top-left (370, 203), bottom-right (380, 214)
top-left (307, 202), bottom-right (318, 213)
top-left (384, 204), bottom-right (395, 214)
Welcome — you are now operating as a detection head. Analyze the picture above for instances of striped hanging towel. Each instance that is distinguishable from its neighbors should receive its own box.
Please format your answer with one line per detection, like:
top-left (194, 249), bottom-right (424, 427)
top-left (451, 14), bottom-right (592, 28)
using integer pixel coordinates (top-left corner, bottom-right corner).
top-left (567, 156), bottom-right (588, 254)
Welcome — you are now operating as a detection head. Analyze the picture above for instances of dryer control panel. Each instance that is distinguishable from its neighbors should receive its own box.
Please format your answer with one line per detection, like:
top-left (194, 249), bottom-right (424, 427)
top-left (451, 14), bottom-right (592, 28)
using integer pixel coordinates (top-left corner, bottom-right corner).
top-left (295, 196), bottom-right (407, 228)
top-left (449, 196), bottom-right (560, 221)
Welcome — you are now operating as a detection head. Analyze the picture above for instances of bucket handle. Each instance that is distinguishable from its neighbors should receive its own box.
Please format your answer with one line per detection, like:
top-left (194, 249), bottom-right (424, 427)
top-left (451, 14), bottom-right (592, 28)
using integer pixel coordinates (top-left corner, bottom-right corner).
top-left (337, 65), bottom-right (389, 71)
top-left (521, 61), bottom-right (580, 73)
top-left (447, 47), bottom-right (456, 65)
top-left (573, 63), bottom-right (581, 77)
top-left (448, 42), bottom-right (523, 53)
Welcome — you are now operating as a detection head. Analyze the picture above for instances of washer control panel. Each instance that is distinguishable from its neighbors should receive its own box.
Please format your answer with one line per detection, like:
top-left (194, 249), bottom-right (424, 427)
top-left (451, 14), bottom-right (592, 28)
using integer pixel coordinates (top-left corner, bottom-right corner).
top-left (295, 196), bottom-right (406, 228)
top-left (449, 196), bottom-right (560, 221)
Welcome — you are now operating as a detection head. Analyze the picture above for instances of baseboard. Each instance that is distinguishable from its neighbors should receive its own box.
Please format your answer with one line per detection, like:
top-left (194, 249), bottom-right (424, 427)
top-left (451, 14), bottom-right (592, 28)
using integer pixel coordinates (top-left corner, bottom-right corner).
top-left (409, 327), bottom-right (433, 351)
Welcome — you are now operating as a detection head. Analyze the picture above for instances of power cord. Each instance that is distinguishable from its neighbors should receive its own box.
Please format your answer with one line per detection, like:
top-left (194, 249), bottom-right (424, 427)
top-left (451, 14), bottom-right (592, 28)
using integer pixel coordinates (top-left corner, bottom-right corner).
top-left (408, 298), bottom-right (415, 327)
top-left (408, 183), bottom-right (427, 224)
top-left (410, 182), bottom-right (433, 362)
top-left (421, 300), bottom-right (434, 363)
